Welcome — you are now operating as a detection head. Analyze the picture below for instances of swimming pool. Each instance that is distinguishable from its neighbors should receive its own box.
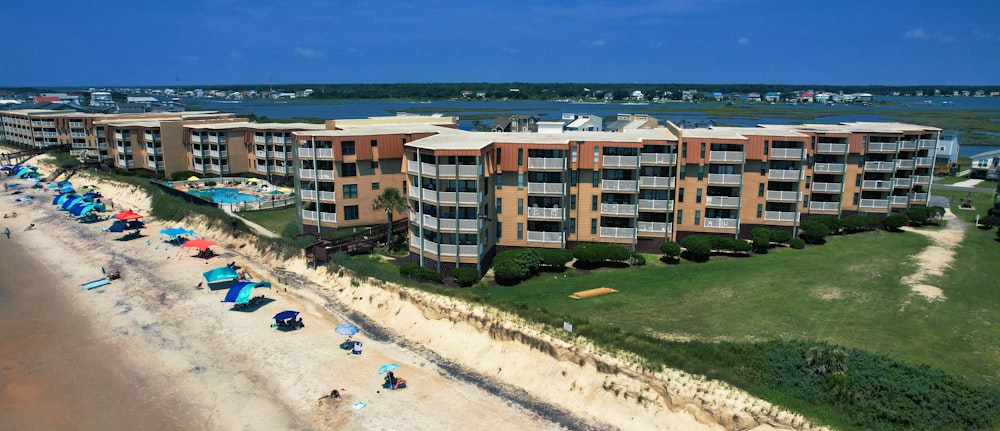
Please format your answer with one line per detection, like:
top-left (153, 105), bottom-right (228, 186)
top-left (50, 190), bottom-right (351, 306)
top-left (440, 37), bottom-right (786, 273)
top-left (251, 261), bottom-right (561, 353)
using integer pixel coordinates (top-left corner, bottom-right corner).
top-left (190, 187), bottom-right (265, 204)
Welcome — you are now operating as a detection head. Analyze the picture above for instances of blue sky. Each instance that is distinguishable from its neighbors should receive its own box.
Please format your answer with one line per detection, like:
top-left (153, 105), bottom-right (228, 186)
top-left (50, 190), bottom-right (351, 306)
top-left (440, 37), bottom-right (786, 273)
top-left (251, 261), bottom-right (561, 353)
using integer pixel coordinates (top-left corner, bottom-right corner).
top-left (2, 0), bottom-right (997, 87)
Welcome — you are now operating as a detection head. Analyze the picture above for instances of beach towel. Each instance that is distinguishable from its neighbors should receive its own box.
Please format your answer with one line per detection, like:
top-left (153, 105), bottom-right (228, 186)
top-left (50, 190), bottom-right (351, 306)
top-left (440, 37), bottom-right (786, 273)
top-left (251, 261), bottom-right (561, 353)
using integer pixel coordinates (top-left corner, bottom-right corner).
top-left (352, 401), bottom-right (366, 410)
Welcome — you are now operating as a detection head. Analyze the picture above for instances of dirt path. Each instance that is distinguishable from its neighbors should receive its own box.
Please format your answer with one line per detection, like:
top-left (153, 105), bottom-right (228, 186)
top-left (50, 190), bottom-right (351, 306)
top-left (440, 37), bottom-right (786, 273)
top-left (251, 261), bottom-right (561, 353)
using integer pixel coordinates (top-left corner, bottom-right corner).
top-left (900, 209), bottom-right (966, 301)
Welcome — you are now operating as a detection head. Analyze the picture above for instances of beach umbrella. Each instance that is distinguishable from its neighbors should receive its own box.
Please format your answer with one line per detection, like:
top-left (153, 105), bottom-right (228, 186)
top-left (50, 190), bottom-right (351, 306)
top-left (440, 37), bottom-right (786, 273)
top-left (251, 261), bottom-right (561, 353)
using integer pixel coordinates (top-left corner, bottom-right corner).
top-left (273, 310), bottom-right (299, 322)
top-left (182, 238), bottom-right (219, 251)
top-left (62, 196), bottom-right (90, 210)
top-left (187, 176), bottom-right (200, 181)
top-left (80, 184), bottom-right (98, 191)
top-left (113, 210), bottom-right (143, 221)
top-left (246, 178), bottom-right (261, 184)
top-left (335, 323), bottom-right (360, 337)
top-left (159, 226), bottom-right (196, 239)
top-left (106, 220), bottom-right (128, 233)
top-left (59, 186), bottom-right (75, 194)
top-left (277, 187), bottom-right (293, 194)
top-left (223, 280), bottom-right (272, 304)
top-left (69, 202), bottom-right (91, 216)
top-left (377, 363), bottom-right (400, 375)
top-left (268, 189), bottom-right (285, 195)
top-left (203, 267), bottom-right (239, 283)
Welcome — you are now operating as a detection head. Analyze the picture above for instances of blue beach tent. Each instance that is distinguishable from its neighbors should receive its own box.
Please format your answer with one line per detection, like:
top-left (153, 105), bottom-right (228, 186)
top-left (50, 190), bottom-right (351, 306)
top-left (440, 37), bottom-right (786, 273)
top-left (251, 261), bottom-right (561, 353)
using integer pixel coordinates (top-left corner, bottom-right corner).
top-left (203, 267), bottom-right (239, 283)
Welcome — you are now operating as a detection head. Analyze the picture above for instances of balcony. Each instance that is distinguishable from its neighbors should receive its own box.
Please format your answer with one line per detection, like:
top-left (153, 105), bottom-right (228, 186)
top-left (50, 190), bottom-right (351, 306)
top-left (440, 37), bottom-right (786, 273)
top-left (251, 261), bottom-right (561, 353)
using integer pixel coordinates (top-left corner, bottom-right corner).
top-left (765, 191), bottom-right (799, 202)
top-left (764, 211), bottom-right (798, 222)
top-left (890, 196), bottom-right (909, 207)
top-left (190, 133), bottom-right (201, 141)
top-left (862, 180), bottom-right (892, 191)
top-left (814, 163), bottom-right (845, 174)
top-left (707, 173), bottom-right (741, 185)
top-left (70, 132), bottom-right (86, 138)
top-left (69, 121), bottom-right (84, 128)
top-left (864, 161), bottom-right (895, 172)
top-left (254, 136), bottom-right (266, 144)
top-left (639, 176), bottom-right (674, 188)
top-left (809, 201), bottom-right (839, 211)
top-left (893, 178), bottom-right (912, 188)
top-left (255, 165), bottom-right (269, 173)
top-left (436, 164), bottom-right (482, 178)
top-left (601, 180), bottom-right (638, 192)
top-left (911, 193), bottom-right (929, 202)
top-left (911, 175), bottom-right (931, 185)
top-left (206, 150), bottom-right (228, 158)
top-left (527, 157), bottom-right (565, 171)
top-left (256, 150), bottom-right (267, 158)
top-left (206, 135), bottom-right (221, 143)
top-left (704, 218), bottom-right (738, 229)
top-left (859, 199), bottom-right (889, 209)
top-left (435, 217), bottom-right (480, 232)
top-left (527, 182), bottom-right (565, 195)
top-left (638, 221), bottom-right (671, 233)
top-left (895, 159), bottom-right (915, 170)
top-left (436, 191), bottom-right (481, 205)
top-left (706, 196), bottom-right (741, 207)
top-left (146, 146), bottom-right (163, 155)
top-left (811, 182), bottom-right (841, 193)
top-left (915, 157), bottom-right (933, 167)
top-left (770, 148), bottom-right (804, 160)
top-left (640, 153), bottom-right (677, 165)
top-left (527, 207), bottom-right (564, 220)
top-left (638, 199), bottom-right (673, 211)
top-left (115, 145), bottom-right (132, 154)
top-left (297, 147), bottom-right (334, 158)
top-left (300, 190), bottom-right (336, 202)
top-left (599, 227), bottom-right (636, 239)
top-left (768, 169), bottom-right (801, 181)
top-left (147, 161), bottom-right (165, 169)
top-left (528, 231), bottom-right (564, 243)
top-left (867, 142), bottom-right (898, 153)
top-left (299, 168), bottom-right (335, 180)
top-left (601, 203), bottom-right (636, 216)
top-left (439, 243), bottom-right (481, 257)
top-left (898, 140), bottom-right (917, 151)
top-left (918, 139), bottom-right (936, 149)
top-left (408, 185), bottom-right (422, 199)
top-left (603, 155), bottom-right (639, 168)
top-left (709, 151), bottom-right (745, 163)
top-left (406, 161), bottom-right (437, 176)
top-left (410, 236), bottom-right (440, 255)
top-left (117, 159), bottom-right (134, 168)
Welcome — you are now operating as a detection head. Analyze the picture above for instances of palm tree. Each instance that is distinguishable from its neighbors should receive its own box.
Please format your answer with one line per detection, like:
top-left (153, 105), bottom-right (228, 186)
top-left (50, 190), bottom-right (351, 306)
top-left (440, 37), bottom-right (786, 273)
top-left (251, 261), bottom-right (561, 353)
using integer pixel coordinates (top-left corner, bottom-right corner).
top-left (372, 187), bottom-right (407, 246)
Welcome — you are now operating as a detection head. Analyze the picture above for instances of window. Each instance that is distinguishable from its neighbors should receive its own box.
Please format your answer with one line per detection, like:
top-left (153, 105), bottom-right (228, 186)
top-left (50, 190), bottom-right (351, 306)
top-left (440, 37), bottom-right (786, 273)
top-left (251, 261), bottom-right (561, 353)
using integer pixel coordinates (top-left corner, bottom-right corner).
top-left (853, 193), bottom-right (860, 205)
top-left (341, 140), bottom-right (355, 155)
top-left (517, 148), bottom-right (523, 166)
top-left (496, 148), bottom-right (501, 165)
top-left (517, 223), bottom-right (523, 239)
top-left (855, 174), bottom-right (862, 186)
top-left (517, 199), bottom-right (524, 215)
top-left (371, 182), bottom-right (379, 190)
top-left (761, 161), bottom-right (768, 176)
top-left (496, 172), bottom-right (502, 189)
top-left (697, 165), bottom-right (704, 181)
top-left (699, 143), bottom-right (705, 158)
top-left (858, 154), bottom-right (865, 167)
top-left (696, 188), bottom-right (702, 204)
top-left (592, 171), bottom-right (599, 187)
top-left (591, 196), bottom-right (598, 210)
top-left (370, 139), bottom-right (377, 147)
top-left (694, 210), bottom-right (701, 226)
top-left (496, 221), bottom-right (502, 238)
top-left (594, 147), bottom-right (600, 164)
top-left (570, 217), bottom-right (576, 233)
top-left (570, 170), bottom-right (578, 186)
top-left (678, 188), bottom-right (685, 203)
top-left (679, 165), bottom-right (686, 180)
top-left (342, 184), bottom-right (358, 199)
top-left (590, 219), bottom-right (597, 234)
top-left (763, 140), bottom-right (769, 155)
top-left (517, 172), bottom-right (524, 189)
top-left (344, 205), bottom-right (359, 220)
top-left (496, 198), bottom-right (502, 214)
top-left (759, 183), bottom-right (765, 197)
top-left (571, 146), bottom-right (578, 163)
top-left (676, 210), bottom-right (683, 225)
top-left (803, 195), bottom-right (809, 208)
top-left (341, 163), bottom-right (357, 177)
top-left (570, 195), bottom-right (577, 210)
top-left (371, 161), bottom-right (379, 169)
top-left (805, 175), bottom-right (811, 188)
top-left (682, 143), bottom-right (687, 158)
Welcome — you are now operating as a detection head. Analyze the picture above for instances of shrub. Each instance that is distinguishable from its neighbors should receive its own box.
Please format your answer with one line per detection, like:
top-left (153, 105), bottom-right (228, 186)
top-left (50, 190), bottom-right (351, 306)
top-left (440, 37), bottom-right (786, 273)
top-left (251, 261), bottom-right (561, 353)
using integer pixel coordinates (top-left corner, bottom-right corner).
top-left (799, 220), bottom-right (830, 244)
top-left (513, 249), bottom-right (542, 274)
top-left (752, 232), bottom-right (770, 254)
top-left (789, 238), bottom-right (805, 249)
top-left (808, 216), bottom-right (843, 235)
top-left (767, 229), bottom-right (792, 244)
top-left (842, 214), bottom-right (877, 233)
top-left (573, 243), bottom-right (630, 265)
top-left (493, 258), bottom-right (525, 284)
top-left (660, 241), bottom-right (681, 258)
top-left (398, 263), bottom-right (443, 283)
top-left (729, 238), bottom-right (752, 254)
top-left (452, 267), bottom-right (480, 287)
top-left (631, 252), bottom-right (646, 266)
top-left (882, 214), bottom-right (910, 231)
top-left (980, 214), bottom-right (998, 229)
top-left (680, 235), bottom-right (712, 262)
top-left (905, 206), bottom-right (932, 225)
top-left (536, 248), bottom-right (573, 268)
top-left (170, 171), bottom-right (198, 181)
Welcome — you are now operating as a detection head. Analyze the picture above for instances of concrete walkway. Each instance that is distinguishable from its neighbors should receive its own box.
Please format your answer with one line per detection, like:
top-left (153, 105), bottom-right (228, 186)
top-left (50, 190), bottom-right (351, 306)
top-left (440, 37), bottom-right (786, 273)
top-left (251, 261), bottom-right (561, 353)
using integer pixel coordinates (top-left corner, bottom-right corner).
top-left (951, 178), bottom-right (986, 188)
top-left (222, 206), bottom-right (280, 238)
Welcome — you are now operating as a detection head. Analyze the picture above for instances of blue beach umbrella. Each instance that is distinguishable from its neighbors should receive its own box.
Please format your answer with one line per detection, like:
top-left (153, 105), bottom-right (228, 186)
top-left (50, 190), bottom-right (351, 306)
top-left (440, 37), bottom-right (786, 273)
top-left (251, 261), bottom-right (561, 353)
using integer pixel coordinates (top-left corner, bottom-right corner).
top-left (377, 363), bottom-right (400, 375)
top-left (335, 323), bottom-right (360, 337)
top-left (273, 310), bottom-right (299, 322)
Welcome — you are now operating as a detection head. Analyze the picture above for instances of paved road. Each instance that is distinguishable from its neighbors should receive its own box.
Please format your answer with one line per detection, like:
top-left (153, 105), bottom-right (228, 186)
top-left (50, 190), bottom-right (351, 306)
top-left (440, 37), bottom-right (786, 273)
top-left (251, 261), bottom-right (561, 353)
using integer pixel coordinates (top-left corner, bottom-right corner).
top-left (932, 184), bottom-right (996, 193)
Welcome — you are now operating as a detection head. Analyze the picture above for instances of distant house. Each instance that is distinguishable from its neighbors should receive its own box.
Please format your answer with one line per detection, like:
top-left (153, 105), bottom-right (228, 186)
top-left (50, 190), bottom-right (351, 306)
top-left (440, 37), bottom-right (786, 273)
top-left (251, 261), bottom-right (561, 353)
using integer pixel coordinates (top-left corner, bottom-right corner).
top-left (562, 113), bottom-right (603, 131)
top-left (712, 92), bottom-right (723, 101)
top-left (461, 90), bottom-right (473, 99)
top-left (747, 92), bottom-right (762, 102)
top-left (764, 92), bottom-right (781, 103)
top-left (476, 90), bottom-right (487, 99)
top-left (681, 90), bottom-right (697, 101)
top-left (631, 90), bottom-right (644, 101)
top-left (605, 113), bottom-right (658, 132)
top-left (799, 92), bottom-right (814, 103)
top-left (492, 114), bottom-right (539, 133)
top-left (935, 130), bottom-right (960, 166)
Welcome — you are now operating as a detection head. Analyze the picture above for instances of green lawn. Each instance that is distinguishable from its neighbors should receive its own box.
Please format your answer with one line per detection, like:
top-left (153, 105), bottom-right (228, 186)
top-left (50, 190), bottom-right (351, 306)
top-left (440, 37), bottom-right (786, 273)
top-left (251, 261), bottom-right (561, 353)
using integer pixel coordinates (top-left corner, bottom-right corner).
top-left (239, 206), bottom-right (297, 236)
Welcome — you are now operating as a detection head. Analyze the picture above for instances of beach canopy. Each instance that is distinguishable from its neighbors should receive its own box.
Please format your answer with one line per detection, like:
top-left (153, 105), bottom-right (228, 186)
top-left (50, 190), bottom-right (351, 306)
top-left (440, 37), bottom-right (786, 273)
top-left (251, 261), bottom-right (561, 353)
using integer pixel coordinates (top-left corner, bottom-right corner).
top-left (62, 196), bottom-right (91, 210)
top-left (273, 310), bottom-right (299, 321)
top-left (113, 210), bottom-right (144, 221)
top-left (203, 267), bottom-right (239, 283)
top-left (377, 363), bottom-right (400, 375)
top-left (223, 280), bottom-right (272, 304)
top-left (106, 219), bottom-right (144, 233)
top-left (187, 176), bottom-right (200, 181)
top-left (182, 238), bottom-right (219, 251)
top-left (159, 226), bottom-right (195, 239)
top-left (268, 189), bottom-right (285, 195)
top-left (59, 187), bottom-right (75, 194)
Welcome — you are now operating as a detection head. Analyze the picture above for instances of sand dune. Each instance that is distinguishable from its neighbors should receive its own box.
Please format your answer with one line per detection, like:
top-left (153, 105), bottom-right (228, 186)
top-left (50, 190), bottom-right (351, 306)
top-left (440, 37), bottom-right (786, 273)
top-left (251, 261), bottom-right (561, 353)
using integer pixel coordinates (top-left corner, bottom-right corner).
top-left (0, 158), bottom-right (826, 430)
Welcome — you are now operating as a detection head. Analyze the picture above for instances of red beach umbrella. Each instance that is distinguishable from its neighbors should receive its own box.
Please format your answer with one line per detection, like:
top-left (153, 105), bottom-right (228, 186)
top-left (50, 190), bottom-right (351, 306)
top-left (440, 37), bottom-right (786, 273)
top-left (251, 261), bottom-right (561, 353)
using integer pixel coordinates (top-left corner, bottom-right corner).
top-left (113, 210), bottom-right (144, 221)
top-left (181, 238), bottom-right (220, 252)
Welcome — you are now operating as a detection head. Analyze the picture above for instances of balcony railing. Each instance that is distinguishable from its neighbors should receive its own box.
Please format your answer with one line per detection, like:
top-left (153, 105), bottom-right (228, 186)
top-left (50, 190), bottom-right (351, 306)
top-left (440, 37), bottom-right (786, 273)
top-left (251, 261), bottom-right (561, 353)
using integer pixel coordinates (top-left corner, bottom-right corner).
top-left (527, 182), bottom-right (565, 195)
top-left (911, 175), bottom-right (931, 185)
top-left (911, 193), bottom-right (929, 202)
top-left (862, 180), bottom-right (892, 191)
top-left (528, 231), bottom-right (564, 243)
top-left (890, 196), bottom-right (909, 206)
top-left (707, 173), bottom-right (741, 185)
top-left (438, 243), bottom-right (481, 257)
top-left (918, 139), bottom-right (936, 149)
top-left (704, 218), bottom-right (738, 229)
top-left (301, 209), bottom-right (318, 221)
top-left (709, 151), bottom-right (745, 163)
top-left (436, 191), bottom-right (481, 205)
top-left (299, 168), bottom-right (335, 180)
top-left (640, 153), bottom-right (677, 165)
top-left (895, 159), bottom-right (915, 170)
top-left (816, 143), bottom-right (848, 154)
top-left (406, 161), bottom-right (437, 176)
top-left (637, 221), bottom-right (671, 233)
top-left (809, 201), bottom-right (839, 211)
top-left (864, 161), bottom-right (894, 172)
top-left (599, 227), bottom-right (635, 239)
top-left (859, 199), bottom-right (889, 209)
top-left (601, 180), bottom-right (638, 192)
top-left (898, 140), bottom-right (917, 151)
top-left (527, 207), bottom-right (564, 220)
top-left (813, 163), bottom-right (845, 174)
top-left (601, 203), bottom-right (636, 216)
top-left (638, 176), bottom-right (674, 188)
top-left (915, 157), bottom-right (933, 167)
top-left (811, 182), bottom-right (841, 193)
top-left (706, 196), bottom-right (740, 207)
top-left (436, 164), bottom-right (482, 178)
top-left (206, 150), bottom-right (228, 158)
top-left (297, 147), bottom-right (334, 158)
top-left (145, 146), bottom-right (163, 155)
top-left (527, 157), bottom-right (565, 170)
top-left (893, 178), bottom-right (912, 188)
top-left (765, 191), bottom-right (798, 202)
top-left (867, 142), bottom-right (898, 153)
top-left (764, 211), bottom-right (797, 222)
top-left (770, 148), bottom-right (804, 159)
top-left (768, 169), bottom-right (801, 181)
top-left (638, 199), bottom-right (673, 211)
top-left (603, 155), bottom-right (639, 168)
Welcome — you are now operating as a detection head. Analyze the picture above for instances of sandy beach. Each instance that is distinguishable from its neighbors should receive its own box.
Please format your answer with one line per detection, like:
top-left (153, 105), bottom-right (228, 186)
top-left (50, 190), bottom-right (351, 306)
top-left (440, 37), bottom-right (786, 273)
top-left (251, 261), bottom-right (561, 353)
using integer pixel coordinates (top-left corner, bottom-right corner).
top-left (0, 157), bottom-right (818, 431)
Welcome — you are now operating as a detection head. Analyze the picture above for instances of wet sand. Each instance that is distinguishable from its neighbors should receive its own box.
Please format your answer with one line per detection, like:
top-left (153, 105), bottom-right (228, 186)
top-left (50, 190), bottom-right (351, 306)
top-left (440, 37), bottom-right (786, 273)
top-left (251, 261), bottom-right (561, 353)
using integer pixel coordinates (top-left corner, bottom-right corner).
top-left (0, 236), bottom-right (197, 430)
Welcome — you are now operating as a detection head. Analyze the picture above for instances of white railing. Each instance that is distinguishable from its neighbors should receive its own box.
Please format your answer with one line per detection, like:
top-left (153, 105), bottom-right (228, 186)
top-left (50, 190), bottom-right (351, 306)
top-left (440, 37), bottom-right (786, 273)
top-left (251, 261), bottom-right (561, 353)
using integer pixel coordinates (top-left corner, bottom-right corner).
top-left (809, 201), bottom-right (839, 211)
top-left (893, 178), bottom-right (912, 188)
top-left (297, 147), bottom-right (334, 158)
top-left (706, 196), bottom-right (741, 207)
top-left (637, 221), bottom-right (671, 233)
top-left (528, 231), bottom-right (564, 243)
top-left (898, 140), bottom-right (917, 150)
top-left (764, 211), bottom-right (797, 222)
top-left (639, 176), bottom-right (674, 188)
top-left (768, 169), bottom-right (801, 181)
top-left (638, 199), bottom-right (673, 211)
top-left (405, 161), bottom-right (438, 176)
top-left (770, 148), bottom-right (804, 159)
top-left (918, 139), bottom-right (936, 149)
top-left (527, 157), bottom-right (565, 170)
top-left (408, 185), bottom-right (423, 199)
top-left (300, 190), bottom-right (317, 200)
top-left (190, 133), bottom-right (201, 141)
top-left (707, 173), bottom-right (741, 185)
top-left (864, 161), bottom-right (894, 171)
top-left (915, 157), bottom-right (933, 167)
top-left (911, 193), bottom-right (929, 201)
top-left (254, 136), bottom-right (266, 144)
top-left (811, 182), bottom-right (841, 193)
top-left (421, 239), bottom-right (439, 254)
top-left (437, 191), bottom-right (481, 205)
top-left (146, 146), bottom-right (163, 155)
top-left (436, 164), bottom-right (482, 178)
top-left (599, 227), bottom-right (635, 239)
top-left (206, 135), bottom-right (220, 143)
top-left (895, 159), bottom-right (915, 169)
top-left (640, 153), bottom-right (677, 165)
top-left (71, 132), bottom-right (86, 138)
top-left (438, 244), bottom-right (480, 257)
top-left (601, 180), bottom-right (638, 192)
top-left (765, 191), bottom-right (798, 202)
top-left (813, 163), bottom-right (845, 174)
top-left (867, 142), bottom-right (897, 152)
top-left (527, 182), bottom-right (565, 195)
top-left (527, 207), bottom-right (564, 219)
top-left (862, 180), bottom-right (892, 191)
top-left (206, 150), bottom-right (228, 158)
top-left (603, 155), bottom-right (639, 167)
top-left (301, 210), bottom-right (318, 221)
top-left (890, 196), bottom-right (909, 206)
top-left (601, 203), bottom-right (636, 216)
top-left (709, 151), bottom-right (744, 163)
top-left (704, 218), bottom-right (738, 229)
top-left (911, 175), bottom-right (931, 185)
top-left (859, 199), bottom-right (889, 208)
top-left (256, 150), bottom-right (267, 158)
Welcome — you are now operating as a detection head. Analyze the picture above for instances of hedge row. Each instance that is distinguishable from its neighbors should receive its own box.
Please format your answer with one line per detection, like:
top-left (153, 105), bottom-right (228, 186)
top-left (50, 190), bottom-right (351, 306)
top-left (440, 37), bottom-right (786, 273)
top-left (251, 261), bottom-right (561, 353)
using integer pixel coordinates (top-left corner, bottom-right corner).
top-left (399, 263), bottom-right (443, 283)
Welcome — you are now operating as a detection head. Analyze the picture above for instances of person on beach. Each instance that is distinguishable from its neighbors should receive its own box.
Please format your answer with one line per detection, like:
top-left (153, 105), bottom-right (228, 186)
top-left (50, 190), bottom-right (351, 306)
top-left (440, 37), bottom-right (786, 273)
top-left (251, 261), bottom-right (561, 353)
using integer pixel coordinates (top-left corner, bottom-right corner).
top-left (4, 227), bottom-right (9, 239)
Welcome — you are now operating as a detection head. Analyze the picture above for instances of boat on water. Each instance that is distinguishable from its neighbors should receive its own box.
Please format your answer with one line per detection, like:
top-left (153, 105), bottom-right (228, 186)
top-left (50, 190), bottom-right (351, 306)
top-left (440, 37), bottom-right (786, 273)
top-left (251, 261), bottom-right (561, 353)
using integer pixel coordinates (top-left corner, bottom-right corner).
top-left (213, 100), bottom-right (240, 104)
top-left (621, 102), bottom-right (649, 106)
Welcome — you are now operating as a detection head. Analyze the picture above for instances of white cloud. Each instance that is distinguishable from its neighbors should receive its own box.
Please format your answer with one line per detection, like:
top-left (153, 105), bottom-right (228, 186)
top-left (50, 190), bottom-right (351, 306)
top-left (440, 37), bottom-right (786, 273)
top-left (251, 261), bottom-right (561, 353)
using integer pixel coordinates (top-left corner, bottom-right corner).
top-left (295, 47), bottom-right (324, 58)
top-left (903, 28), bottom-right (955, 42)
top-left (229, 51), bottom-right (243, 59)
top-left (590, 39), bottom-right (606, 47)
top-left (904, 28), bottom-right (929, 39)
top-left (501, 46), bottom-right (521, 54)
top-left (737, 37), bottom-right (749, 45)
